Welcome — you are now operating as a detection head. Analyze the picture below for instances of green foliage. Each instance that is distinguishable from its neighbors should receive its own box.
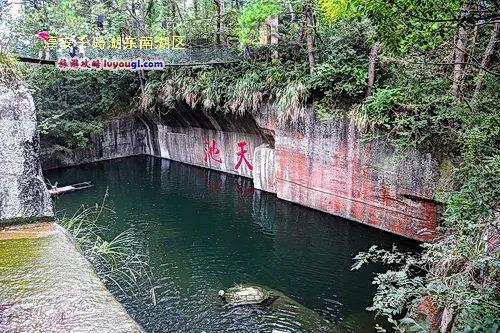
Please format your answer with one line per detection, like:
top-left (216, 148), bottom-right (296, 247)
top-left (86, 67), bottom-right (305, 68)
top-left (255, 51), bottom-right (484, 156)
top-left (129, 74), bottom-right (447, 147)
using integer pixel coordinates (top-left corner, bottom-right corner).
top-left (276, 78), bottom-right (309, 124)
top-left (0, 53), bottom-right (21, 83)
top-left (397, 318), bottom-right (500, 333)
top-left (353, 156), bottom-right (500, 330)
top-left (460, 74), bottom-right (500, 162)
top-left (319, 0), bottom-right (355, 23)
top-left (354, 60), bottom-right (458, 152)
top-left (237, 0), bottom-right (282, 46)
top-left (141, 59), bottom-right (311, 124)
top-left (59, 196), bottom-right (153, 299)
top-left (320, 0), bottom-right (460, 53)
top-left (311, 19), bottom-right (373, 112)
top-left (23, 65), bottom-right (139, 156)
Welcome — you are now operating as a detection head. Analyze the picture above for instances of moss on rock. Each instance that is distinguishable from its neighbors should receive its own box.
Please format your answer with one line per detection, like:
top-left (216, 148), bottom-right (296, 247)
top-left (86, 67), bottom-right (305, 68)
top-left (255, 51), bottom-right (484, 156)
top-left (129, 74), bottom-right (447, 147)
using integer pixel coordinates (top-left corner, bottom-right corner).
top-left (0, 216), bottom-right (54, 228)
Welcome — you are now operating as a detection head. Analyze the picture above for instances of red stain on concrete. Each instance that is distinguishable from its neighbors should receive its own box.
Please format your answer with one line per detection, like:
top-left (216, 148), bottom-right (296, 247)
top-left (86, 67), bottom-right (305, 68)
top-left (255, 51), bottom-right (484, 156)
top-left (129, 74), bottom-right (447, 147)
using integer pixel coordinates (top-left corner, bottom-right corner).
top-left (274, 128), bottom-right (439, 241)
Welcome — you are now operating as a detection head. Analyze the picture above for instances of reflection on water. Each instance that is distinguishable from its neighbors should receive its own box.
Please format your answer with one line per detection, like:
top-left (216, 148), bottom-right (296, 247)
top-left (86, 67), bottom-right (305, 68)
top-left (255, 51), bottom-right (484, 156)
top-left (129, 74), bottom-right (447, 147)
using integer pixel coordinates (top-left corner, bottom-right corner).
top-left (46, 156), bottom-right (419, 333)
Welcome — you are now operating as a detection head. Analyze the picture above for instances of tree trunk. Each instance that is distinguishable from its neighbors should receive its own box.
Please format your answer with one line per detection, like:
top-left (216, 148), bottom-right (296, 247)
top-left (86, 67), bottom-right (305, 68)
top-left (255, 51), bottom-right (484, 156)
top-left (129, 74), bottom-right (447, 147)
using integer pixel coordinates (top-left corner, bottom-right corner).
top-left (288, 1), bottom-right (296, 41)
top-left (220, 0), bottom-right (225, 44)
top-left (439, 307), bottom-right (456, 333)
top-left (452, 26), bottom-right (467, 96)
top-left (305, 3), bottom-right (315, 75)
top-left (137, 0), bottom-right (147, 87)
top-left (215, 0), bottom-right (221, 44)
top-left (366, 41), bottom-right (381, 97)
top-left (174, 2), bottom-right (185, 24)
top-left (139, 0), bottom-right (146, 33)
top-left (170, 3), bottom-right (176, 37)
top-left (462, 24), bottom-right (478, 91)
top-left (289, 1), bottom-right (295, 22)
top-left (213, 0), bottom-right (225, 44)
top-left (264, 15), bottom-right (279, 58)
top-left (298, 8), bottom-right (306, 43)
top-left (473, 18), bottom-right (500, 100)
top-left (193, 0), bottom-right (198, 18)
top-left (270, 15), bottom-right (278, 44)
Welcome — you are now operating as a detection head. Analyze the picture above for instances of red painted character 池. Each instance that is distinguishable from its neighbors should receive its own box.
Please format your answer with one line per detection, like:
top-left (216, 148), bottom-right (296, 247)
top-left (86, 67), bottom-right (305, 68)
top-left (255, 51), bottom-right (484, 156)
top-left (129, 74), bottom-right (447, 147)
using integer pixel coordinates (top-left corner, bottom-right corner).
top-left (204, 140), bottom-right (222, 163)
top-left (235, 141), bottom-right (253, 171)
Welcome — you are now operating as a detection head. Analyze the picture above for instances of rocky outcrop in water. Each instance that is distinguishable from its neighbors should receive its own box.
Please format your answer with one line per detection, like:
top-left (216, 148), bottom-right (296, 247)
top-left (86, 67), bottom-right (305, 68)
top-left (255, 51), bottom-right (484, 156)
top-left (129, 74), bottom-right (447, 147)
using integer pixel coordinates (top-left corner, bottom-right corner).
top-left (0, 81), bottom-right (53, 223)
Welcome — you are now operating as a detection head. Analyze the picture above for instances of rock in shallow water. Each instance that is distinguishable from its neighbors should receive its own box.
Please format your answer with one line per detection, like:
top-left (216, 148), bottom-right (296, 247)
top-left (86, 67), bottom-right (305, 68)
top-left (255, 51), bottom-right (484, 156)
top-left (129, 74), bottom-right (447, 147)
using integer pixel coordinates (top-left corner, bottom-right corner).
top-left (220, 285), bottom-right (275, 306)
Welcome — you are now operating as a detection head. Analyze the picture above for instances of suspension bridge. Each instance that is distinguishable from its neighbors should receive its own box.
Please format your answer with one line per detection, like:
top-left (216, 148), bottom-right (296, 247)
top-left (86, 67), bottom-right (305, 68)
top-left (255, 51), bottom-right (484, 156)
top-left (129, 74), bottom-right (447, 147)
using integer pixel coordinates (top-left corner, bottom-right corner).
top-left (13, 44), bottom-right (244, 67)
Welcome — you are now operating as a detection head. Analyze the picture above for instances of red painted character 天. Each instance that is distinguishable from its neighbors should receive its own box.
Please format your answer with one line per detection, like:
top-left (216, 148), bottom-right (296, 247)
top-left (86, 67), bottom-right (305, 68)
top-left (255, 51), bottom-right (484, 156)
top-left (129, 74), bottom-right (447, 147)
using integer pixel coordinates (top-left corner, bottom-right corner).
top-left (204, 140), bottom-right (222, 163)
top-left (235, 142), bottom-right (253, 171)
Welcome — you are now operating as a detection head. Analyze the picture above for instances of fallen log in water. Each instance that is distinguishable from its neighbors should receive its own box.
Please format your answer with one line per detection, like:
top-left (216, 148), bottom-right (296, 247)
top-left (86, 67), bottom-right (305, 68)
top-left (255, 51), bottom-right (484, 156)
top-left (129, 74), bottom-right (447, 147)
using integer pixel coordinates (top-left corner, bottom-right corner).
top-left (48, 181), bottom-right (94, 196)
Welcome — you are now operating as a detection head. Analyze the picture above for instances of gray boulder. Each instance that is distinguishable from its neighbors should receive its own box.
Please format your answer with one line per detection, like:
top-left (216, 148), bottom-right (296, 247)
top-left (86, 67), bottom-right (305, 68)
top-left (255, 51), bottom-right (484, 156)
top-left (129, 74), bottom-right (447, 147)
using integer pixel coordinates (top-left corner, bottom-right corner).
top-left (0, 80), bottom-right (53, 224)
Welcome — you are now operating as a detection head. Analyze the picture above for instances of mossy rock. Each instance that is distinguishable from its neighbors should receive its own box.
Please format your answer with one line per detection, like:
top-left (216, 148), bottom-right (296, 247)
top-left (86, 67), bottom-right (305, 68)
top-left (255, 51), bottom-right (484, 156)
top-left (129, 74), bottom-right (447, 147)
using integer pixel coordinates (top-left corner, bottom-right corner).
top-left (219, 285), bottom-right (275, 306)
top-left (0, 216), bottom-right (54, 228)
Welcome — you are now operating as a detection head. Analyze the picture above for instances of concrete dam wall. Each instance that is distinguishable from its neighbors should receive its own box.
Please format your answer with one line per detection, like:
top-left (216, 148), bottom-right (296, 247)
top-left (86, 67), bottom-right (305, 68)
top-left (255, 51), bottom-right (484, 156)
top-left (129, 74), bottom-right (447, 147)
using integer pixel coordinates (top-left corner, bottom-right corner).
top-left (41, 104), bottom-right (445, 241)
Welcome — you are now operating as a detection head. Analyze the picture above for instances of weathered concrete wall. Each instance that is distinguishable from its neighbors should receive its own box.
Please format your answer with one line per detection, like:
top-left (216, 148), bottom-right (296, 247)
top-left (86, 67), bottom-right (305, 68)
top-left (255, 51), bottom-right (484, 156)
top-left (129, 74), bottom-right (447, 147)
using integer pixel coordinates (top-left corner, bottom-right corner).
top-left (0, 82), bottom-right (53, 222)
top-left (144, 104), bottom-right (267, 178)
top-left (253, 144), bottom-right (276, 193)
top-left (0, 223), bottom-right (144, 333)
top-left (138, 107), bottom-right (263, 178)
top-left (42, 115), bottom-right (152, 169)
top-left (41, 102), bottom-right (444, 240)
top-left (154, 125), bottom-right (262, 178)
top-left (260, 107), bottom-right (441, 241)
top-left (43, 105), bottom-right (266, 179)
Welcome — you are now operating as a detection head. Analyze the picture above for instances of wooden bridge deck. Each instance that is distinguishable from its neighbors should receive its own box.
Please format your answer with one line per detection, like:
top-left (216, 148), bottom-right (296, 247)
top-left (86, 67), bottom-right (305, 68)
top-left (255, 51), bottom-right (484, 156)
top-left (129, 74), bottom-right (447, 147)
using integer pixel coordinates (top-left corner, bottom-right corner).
top-left (17, 56), bottom-right (56, 65)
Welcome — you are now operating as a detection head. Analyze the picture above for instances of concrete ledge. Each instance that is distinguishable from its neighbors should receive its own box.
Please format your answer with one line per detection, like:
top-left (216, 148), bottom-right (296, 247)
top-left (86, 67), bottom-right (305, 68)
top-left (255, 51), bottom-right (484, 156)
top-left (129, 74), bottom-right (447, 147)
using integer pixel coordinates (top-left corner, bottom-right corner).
top-left (0, 223), bottom-right (145, 333)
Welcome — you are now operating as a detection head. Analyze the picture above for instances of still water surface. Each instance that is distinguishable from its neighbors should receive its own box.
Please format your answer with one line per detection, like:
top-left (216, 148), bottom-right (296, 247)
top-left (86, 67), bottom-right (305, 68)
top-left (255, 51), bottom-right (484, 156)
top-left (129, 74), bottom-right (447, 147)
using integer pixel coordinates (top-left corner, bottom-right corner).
top-left (45, 156), bottom-right (419, 333)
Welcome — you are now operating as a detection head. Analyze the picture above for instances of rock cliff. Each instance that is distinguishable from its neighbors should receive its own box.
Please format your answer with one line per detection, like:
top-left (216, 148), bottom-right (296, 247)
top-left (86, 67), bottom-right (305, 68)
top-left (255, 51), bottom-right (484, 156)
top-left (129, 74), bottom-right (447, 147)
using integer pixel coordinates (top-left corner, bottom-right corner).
top-left (0, 81), bottom-right (53, 223)
top-left (41, 102), bottom-right (445, 240)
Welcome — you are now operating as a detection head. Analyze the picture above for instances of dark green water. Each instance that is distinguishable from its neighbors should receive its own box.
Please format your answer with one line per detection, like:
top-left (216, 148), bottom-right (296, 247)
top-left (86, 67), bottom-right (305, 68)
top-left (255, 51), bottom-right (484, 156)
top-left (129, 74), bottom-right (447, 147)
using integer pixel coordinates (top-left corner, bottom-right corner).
top-left (45, 156), bottom-right (419, 333)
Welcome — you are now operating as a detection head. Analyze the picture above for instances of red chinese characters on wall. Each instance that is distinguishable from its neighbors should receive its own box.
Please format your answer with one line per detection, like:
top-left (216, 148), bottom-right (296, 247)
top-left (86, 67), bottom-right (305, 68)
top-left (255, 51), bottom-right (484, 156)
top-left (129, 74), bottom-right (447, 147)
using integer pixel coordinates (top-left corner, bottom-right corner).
top-left (204, 140), bottom-right (222, 163)
top-left (235, 141), bottom-right (253, 171)
top-left (202, 140), bottom-right (254, 171)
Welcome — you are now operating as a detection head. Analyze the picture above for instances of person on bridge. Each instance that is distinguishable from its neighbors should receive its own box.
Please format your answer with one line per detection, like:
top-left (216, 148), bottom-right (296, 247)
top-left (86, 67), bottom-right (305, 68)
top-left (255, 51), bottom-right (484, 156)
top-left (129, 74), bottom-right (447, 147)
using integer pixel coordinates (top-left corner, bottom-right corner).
top-left (68, 33), bottom-right (85, 58)
top-left (68, 34), bottom-right (78, 58)
top-left (36, 28), bottom-right (50, 60)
